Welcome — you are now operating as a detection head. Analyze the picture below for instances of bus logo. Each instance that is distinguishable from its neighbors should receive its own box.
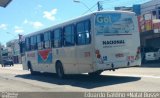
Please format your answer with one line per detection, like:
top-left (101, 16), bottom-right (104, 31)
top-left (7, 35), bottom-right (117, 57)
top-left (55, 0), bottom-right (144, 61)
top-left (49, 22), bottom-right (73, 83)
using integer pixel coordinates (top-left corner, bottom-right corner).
top-left (38, 49), bottom-right (52, 64)
top-left (95, 13), bottom-right (121, 25)
top-left (96, 15), bottom-right (112, 24)
top-left (102, 40), bottom-right (125, 45)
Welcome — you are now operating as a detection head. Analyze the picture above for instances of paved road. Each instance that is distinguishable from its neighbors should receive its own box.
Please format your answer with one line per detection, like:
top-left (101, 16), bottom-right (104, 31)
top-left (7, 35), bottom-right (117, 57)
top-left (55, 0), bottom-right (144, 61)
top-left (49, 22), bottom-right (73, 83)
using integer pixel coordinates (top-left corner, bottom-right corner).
top-left (0, 64), bottom-right (160, 92)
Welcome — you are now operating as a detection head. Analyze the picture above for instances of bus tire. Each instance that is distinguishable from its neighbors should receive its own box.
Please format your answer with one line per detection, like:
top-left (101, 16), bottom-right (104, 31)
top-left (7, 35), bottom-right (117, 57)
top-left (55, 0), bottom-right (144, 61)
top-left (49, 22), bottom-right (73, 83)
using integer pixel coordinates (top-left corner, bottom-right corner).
top-left (88, 70), bottom-right (102, 77)
top-left (56, 62), bottom-right (65, 79)
top-left (28, 61), bottom-right (39, 75)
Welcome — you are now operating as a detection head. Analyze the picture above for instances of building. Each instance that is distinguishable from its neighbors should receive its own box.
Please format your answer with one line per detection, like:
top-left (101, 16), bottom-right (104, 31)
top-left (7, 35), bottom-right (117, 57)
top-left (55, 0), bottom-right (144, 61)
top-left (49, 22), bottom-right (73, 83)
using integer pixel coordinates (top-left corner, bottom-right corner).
top-left (6, 39), bottom-right (21, 64)
top-left (140, 0), bottom-right (160, 49)
top-left (115, 0), bottom-right (160, 50)
top-left (115, 4), bottom-right (141, 16)
top-left (0, 0), bottom-right (13, 63)
top-left (0, 44), bottom-right (7, 64)
top-left (115, 6), bottom-right (132, 11)
top-left (141, 0), bottom-right (160, 18)
top-left (0, 43), bottom-right (3, 64)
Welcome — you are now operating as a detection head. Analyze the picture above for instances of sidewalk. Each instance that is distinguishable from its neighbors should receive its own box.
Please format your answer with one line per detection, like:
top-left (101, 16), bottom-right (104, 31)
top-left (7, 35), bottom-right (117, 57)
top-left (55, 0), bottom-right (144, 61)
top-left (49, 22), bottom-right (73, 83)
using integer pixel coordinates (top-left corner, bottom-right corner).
top-left (0, 64), bottom-right (23, 70)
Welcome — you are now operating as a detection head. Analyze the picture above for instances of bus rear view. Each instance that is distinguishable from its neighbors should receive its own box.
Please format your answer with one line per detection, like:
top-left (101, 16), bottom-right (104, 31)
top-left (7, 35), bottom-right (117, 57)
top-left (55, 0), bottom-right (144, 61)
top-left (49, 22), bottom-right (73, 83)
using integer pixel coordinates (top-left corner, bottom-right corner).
top-left (93, 11), bottom-right (141, 72)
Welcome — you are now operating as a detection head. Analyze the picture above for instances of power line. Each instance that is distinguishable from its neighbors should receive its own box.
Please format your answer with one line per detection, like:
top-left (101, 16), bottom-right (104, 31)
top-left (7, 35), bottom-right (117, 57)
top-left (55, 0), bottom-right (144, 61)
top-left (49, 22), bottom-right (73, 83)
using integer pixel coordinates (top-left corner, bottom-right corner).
top-left (82, 0), bottom-right (105, 14)
top-left (74, 0), bottom-right (93, 13)
top-left (82, 3), bottom-right (97, 14)
top-left (6, 32), bottom-right (18, 38)
top-left (77, 0), bottom-right (109, 15)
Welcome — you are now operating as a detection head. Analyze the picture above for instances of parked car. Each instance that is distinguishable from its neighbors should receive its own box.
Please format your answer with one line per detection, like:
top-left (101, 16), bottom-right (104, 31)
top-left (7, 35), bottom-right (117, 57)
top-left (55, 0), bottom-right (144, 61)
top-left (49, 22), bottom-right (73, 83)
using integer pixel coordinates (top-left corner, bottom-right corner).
top-left (145, 52), bottom-right (159, 62)
top-left (1, 59), bottom-right (14, 67)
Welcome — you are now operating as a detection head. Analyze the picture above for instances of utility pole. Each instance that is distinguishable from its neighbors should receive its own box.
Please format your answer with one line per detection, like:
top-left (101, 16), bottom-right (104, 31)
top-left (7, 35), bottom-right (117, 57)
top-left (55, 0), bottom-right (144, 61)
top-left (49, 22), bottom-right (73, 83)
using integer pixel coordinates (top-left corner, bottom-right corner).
top-left (97, 1), bottom-right (103, 11)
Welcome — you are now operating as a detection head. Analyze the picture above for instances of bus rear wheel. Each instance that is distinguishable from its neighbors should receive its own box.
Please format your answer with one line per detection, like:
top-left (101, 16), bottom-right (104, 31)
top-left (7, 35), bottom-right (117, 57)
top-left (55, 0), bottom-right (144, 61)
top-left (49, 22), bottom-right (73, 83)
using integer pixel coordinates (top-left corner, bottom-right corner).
top-left (28, 62), bottom-right (39, 75)
top-left (56, 62), bottom-right (65, 79)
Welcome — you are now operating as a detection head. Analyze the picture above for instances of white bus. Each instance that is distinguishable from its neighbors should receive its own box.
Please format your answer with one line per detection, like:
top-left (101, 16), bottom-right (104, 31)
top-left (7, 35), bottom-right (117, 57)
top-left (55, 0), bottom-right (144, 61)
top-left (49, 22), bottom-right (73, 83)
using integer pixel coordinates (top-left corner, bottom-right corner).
top-left (20, 10), bottom-right (141, 78)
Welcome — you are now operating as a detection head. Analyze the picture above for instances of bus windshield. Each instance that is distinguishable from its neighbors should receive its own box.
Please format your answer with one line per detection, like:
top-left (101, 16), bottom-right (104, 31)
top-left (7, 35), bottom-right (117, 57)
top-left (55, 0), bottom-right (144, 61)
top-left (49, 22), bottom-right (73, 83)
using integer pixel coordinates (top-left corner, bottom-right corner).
top-left (95, 13), bottom-right (135, 35)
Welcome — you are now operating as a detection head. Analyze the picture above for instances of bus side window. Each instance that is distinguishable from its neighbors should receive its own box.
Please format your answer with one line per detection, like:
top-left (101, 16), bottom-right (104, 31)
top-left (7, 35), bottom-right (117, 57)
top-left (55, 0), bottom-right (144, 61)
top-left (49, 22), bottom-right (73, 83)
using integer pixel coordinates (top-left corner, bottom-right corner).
top-left (30, 36), bottom-right (37, 50)
top-left (37, 34), bottom-right (44, 50)
top-left (64, 24), bottom-right (75, 46)
top-left (34, 36), bottom-right (37, 50)
top-left (76, 20), bottom-right (91, 45)
top-left (53, 29), bottom-right (62, 48)
top-left (50, 30), bottom-right (54, 48)
top-left (20, 41), bottom-right (25, 55)
top-left (44, 31), bottom-right (51, 49)
top-left (25, 37), bottom-right (31, 51)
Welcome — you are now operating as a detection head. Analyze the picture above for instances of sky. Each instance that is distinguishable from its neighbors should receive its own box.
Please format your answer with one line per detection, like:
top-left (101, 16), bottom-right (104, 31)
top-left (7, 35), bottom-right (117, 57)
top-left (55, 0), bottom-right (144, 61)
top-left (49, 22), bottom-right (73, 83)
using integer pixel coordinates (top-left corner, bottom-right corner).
top-left (0, 0), bottom-right (150, 45)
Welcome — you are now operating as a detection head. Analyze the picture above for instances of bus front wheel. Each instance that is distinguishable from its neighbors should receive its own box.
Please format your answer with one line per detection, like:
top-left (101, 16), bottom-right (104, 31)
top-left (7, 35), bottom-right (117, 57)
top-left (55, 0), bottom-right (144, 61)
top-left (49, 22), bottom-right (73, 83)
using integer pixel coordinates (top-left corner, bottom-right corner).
top-left (56, 62), bottom-right (65, 79)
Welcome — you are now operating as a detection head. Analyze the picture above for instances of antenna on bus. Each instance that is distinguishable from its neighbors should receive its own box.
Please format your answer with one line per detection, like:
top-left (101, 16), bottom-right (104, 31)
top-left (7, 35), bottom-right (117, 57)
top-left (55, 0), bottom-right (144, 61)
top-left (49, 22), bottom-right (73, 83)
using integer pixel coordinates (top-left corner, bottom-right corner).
top-left (97, 1), bottom-right (103, 11)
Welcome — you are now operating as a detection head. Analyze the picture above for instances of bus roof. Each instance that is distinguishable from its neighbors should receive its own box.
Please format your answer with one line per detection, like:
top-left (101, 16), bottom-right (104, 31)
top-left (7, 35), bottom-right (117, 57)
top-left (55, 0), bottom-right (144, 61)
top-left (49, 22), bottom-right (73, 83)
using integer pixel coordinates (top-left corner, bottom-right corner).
top-left (24, 10), bottom-right (135, 38)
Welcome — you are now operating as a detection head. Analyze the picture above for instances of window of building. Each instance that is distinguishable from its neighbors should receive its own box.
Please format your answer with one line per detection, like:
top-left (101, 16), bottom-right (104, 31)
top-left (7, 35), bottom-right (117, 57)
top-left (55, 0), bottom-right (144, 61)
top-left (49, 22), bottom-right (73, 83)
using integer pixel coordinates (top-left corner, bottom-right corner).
top-left (76, 20), bottom-right (91, 45)
top-left (64, 25), bottom-right (75, 46)
top-left (158, 10), bottom-right (160, 15)
top-left (152, 10), bottom-right (156, 16)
